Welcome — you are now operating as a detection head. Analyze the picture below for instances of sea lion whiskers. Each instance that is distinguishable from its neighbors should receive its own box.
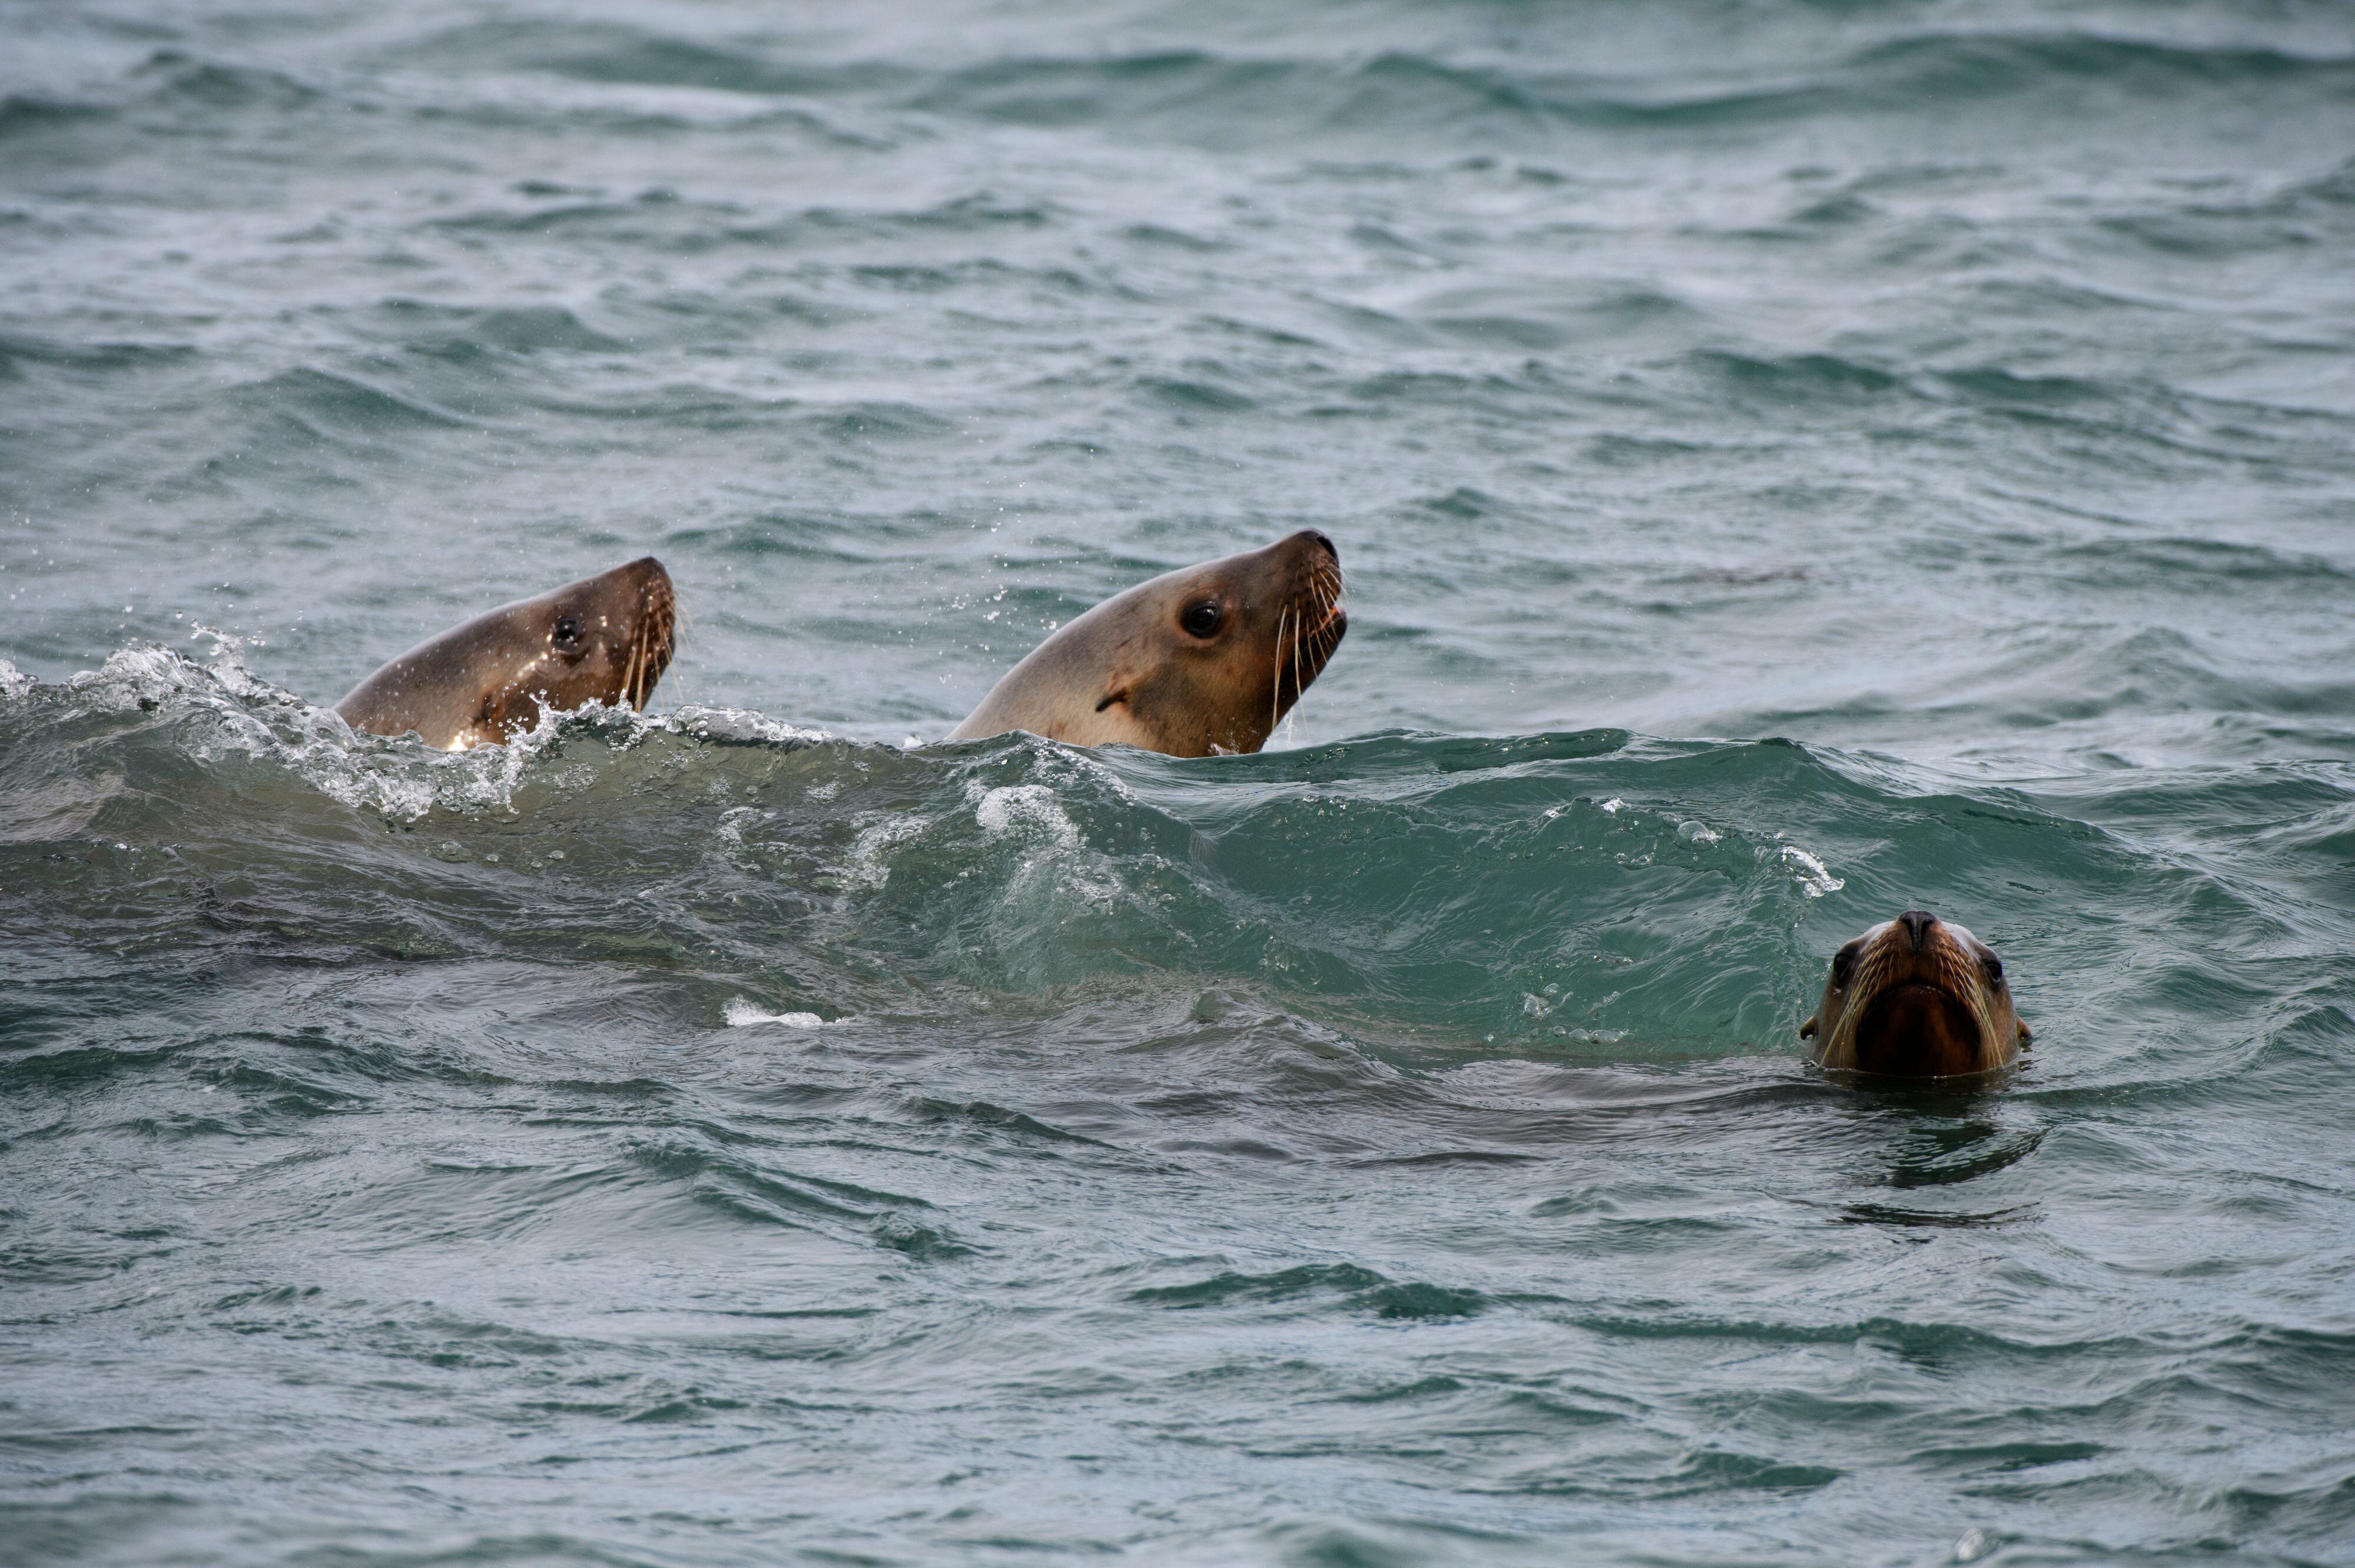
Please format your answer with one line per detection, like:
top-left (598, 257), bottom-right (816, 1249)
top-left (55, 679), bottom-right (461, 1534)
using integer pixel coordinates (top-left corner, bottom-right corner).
top-left (1271, 601), bottom-right (1291, 737)
top-left (621, 568), bottom-right (676, 712)
top-left (1845, 935), bottom-right (1994, 1043)
top-left (625, 603), bottom-right (647, 707)
top-left (1283, 556), bottom-right (1345, 710)
top-left (639, 568), bottom-right (677, 710)
top-left (1305, 556), bottom-right (1345, 644)
top-left (635, 606), bottom-right (666, 706)
top-left (1311, 552), bottom-right (1345, 611)
top-left (1315, 555), bottom-right (1346, 614)
top-left (1289, 598), bottom-right (1305, 726)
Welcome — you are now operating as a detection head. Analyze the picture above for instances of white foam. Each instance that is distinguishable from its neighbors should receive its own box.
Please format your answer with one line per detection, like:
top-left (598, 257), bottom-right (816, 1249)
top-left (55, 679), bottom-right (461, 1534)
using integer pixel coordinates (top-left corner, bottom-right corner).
top-left (845, 812), bottom-right (928, 889)
top-left (189, 625), bottom-right (266, 697)
top-left (24, 647), bottom-right (865, 830)
top-left (974, 783), bottom-right (1079, 847)
top-left (663, 704), bottom-right (834, 746)
top-left (1780, 844), bottom-right (1845, 898)
top-left (724, 999), bottom-right (832, 1029)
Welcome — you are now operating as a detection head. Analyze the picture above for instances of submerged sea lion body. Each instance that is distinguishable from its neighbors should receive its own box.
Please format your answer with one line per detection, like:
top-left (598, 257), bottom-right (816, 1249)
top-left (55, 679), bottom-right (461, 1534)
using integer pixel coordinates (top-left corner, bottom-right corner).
top-left (1801, 910), bottom-right (2031, 1079)
top-left (336, 557), bottom-right (675, 751)
top-left (950, 531), bottom-right (1346, 757)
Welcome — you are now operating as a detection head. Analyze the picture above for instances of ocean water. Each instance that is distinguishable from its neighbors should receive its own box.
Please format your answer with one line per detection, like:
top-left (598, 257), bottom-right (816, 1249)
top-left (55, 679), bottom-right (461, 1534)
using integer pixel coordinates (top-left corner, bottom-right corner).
top-left (4, 1), bottom-right (2354, 1564)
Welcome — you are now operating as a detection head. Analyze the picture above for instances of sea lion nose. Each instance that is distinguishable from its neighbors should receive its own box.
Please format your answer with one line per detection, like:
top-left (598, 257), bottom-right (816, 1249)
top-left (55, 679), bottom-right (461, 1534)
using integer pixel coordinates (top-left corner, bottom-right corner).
top-left (1897, 910), bottom-right (1939, 952)
top-left (1298, 529), bottom-right (1338, 561)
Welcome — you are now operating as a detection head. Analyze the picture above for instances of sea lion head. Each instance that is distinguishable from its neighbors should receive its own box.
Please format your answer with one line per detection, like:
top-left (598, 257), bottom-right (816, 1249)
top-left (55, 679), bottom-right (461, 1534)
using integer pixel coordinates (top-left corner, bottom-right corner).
top-left (1800, 910), bottom-right (2031, 1079)
top-left (949, 530), bottom-right (1346, 757)
top-left (336, 556), bottom-right (675, 750)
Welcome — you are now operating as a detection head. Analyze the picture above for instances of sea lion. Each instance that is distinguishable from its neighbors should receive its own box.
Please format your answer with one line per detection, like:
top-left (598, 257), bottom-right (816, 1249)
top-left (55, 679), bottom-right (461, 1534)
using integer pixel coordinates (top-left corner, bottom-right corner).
top-left (949, 531), bottom-right (1346, 757)
top-left (1800, 910), bottom-right (2031, 1079)
top-left (336, 557), bottom-right (675, 750)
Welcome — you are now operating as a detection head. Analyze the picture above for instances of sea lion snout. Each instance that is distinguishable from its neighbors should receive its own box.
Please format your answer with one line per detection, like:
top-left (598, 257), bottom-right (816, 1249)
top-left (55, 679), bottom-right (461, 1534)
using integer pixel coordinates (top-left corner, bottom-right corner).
top-left (618, 555), bottom-right (674, 603)
top-left (1799, 911), bottom-right (2030, 1081)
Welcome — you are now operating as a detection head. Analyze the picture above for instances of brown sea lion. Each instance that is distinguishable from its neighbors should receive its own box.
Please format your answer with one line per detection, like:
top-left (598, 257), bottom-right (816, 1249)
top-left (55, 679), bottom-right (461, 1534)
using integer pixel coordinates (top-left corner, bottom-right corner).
top-left (1801, 910), bottom-right (2031, 1078)
top-left (336, 557), bottom-right (675, 751)
top-left (948, 531), bottom-right (1346, 757)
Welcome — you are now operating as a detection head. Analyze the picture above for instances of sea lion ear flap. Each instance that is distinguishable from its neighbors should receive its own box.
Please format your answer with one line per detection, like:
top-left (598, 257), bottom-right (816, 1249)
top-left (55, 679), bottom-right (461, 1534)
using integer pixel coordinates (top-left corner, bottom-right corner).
top-left (1799, 1013), bottom-right (1817, 1040)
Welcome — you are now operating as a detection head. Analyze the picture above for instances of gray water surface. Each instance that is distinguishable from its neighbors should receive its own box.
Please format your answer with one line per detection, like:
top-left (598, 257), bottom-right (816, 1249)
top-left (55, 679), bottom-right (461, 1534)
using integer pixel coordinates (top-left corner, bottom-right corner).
top-left (4, 2), bottom-right (2354, 1564)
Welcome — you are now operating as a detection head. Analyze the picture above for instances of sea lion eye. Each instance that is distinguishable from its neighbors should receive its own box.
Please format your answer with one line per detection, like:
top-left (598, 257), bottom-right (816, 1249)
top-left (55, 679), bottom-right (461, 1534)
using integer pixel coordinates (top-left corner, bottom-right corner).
top-left (1179, 599), bottom-right (1223, 639)
top-left (552, 614), bottom-right (584, 648)
top-left (1982, 954), bottom-right (2004, 982)
top-left (1831, 943), bottom-right (1860, 987)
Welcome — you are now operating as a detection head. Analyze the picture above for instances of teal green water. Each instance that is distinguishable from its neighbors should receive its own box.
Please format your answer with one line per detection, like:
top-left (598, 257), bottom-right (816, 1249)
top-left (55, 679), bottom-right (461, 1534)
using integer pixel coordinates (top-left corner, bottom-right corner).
top-left (4, 2), bottom-right (2354, 1564)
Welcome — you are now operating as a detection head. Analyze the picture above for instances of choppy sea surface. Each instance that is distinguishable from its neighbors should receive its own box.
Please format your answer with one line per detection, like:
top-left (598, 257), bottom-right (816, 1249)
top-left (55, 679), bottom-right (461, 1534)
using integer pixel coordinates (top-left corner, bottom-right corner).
top-left (5, 2), bottom-right (2355, 1564)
